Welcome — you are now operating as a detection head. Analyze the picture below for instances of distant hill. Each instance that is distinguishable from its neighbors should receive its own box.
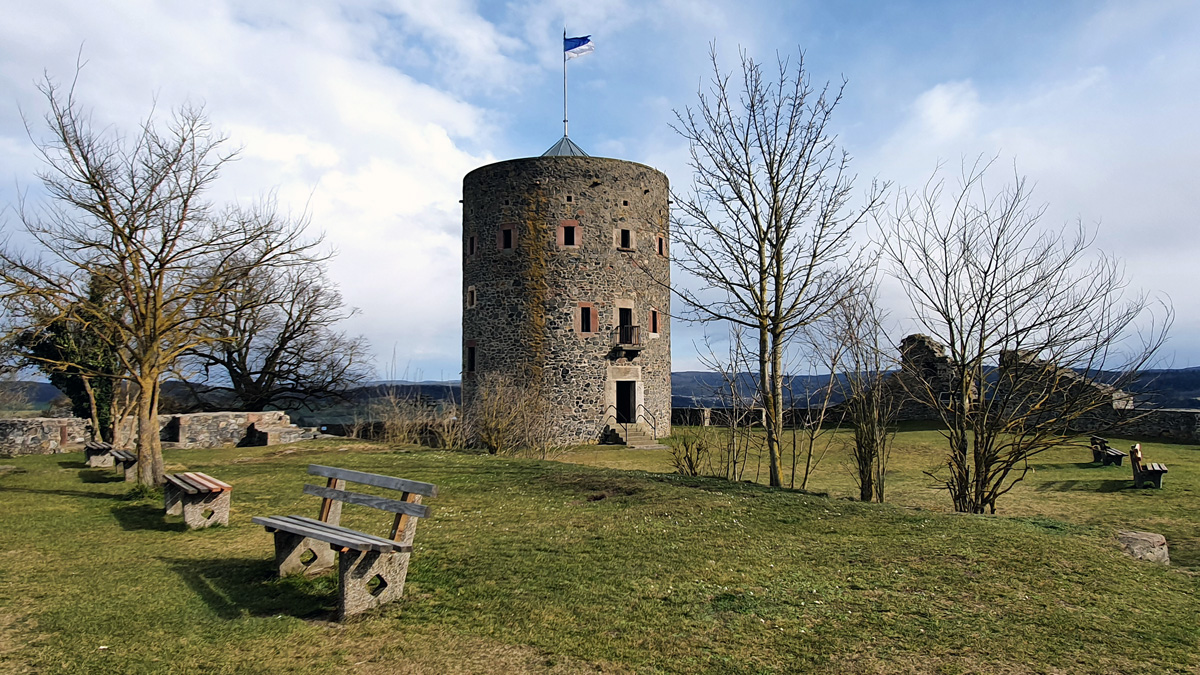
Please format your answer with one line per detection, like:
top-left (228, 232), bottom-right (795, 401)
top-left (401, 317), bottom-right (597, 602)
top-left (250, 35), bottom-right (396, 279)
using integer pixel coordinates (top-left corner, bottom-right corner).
top-left (670, 371), bottom-right (849, 408)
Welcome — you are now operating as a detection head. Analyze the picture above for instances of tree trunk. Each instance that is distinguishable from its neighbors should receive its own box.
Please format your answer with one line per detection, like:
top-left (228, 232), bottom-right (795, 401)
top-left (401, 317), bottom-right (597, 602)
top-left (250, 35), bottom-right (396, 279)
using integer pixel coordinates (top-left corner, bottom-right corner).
top-left (135, 376), bottom-right (165, 485)
top-left (80, 376), bottom-right (101, 443)
top-left (767, 329), bottom-right (784, 488)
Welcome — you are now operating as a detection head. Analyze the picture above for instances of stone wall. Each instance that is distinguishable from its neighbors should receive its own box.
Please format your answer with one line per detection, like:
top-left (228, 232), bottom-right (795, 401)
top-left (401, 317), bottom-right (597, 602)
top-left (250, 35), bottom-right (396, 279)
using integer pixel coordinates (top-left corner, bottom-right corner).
top-left (0, 418), bottom-right (89, 456)
top-left (159, 411), bottom-right (293, 449)
top-left (2, 410), bottom-right (307, 455)
top-left (1077, 407), bottom-right (1200, 444)
top-left (669, 404), bottom-right (1200, 444)
top-left (462, 155), bottom-right (672, 445)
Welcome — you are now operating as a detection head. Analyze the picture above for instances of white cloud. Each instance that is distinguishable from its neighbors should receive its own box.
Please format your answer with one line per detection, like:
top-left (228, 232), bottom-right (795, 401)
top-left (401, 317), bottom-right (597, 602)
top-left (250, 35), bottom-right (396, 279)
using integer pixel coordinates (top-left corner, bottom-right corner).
top-left (0, 0), bottom-right (497, 378)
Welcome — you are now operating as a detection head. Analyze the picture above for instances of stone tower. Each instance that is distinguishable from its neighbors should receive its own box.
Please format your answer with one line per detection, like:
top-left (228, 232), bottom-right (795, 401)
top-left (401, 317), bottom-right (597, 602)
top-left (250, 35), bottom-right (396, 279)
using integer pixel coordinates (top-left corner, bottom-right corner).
top-left (461, 147), bottom-right (671, 446)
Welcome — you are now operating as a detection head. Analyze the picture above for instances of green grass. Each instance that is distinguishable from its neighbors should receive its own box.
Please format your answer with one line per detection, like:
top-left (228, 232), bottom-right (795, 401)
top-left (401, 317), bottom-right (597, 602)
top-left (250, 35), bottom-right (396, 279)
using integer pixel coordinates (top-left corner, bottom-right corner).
top-left (0, 433), bottom-right (1197, 674)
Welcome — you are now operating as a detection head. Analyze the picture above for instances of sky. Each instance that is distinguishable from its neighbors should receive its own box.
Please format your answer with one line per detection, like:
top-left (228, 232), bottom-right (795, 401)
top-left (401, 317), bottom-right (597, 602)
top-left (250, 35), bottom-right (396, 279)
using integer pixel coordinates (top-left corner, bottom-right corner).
top-left (0, 0), bottom-right (1197, 380)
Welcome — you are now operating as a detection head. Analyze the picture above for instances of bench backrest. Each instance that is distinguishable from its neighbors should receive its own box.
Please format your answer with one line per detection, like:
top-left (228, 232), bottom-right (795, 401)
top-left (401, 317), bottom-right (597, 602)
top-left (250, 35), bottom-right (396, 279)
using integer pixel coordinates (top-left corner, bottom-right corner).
top-left (306, 464), bottom-right (438, 544)
top-left (1129, 444), bottom-right (1143, 473)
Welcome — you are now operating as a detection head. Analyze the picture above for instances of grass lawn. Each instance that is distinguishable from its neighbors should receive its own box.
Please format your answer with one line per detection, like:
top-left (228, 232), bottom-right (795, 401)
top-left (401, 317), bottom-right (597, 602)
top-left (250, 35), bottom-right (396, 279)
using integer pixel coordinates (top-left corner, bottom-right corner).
top-left (0, 432), bottom-right (1196, 674)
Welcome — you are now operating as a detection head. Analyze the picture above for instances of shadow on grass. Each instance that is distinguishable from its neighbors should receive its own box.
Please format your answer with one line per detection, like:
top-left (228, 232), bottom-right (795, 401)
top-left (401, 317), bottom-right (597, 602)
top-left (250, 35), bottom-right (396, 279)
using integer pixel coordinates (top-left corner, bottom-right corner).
top-left (57, 460), bottom-right (88, 469)
top-left (79, 469), bottom-right (124, 484)
top-left (110, 502), bottom-right (187, 532)
top-left (1035, 462), bottom-right (1109, 470)
top-left (160, 556), bottom-right (336, 620)
top-left (0, 485), bottom-right (125, 500)
top-left (1034, 479), bottom-right (1130, 493)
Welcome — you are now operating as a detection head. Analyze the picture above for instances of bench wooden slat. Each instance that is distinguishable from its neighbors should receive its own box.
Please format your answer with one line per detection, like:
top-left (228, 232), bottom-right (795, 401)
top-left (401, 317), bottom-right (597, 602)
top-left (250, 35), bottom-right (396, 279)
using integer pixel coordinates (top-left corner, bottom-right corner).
top-left (111, 450), bottom-right (136, 462)
top-left (1147, 463), bottom-right (1168, 473)
top-left (288, 516), bottom-right (414, 553)
top-left (303, 484), bottom-right (432, 519)
top-left (183, 472), bottom-right (232, 492)
top-left (308, 464), bottom-right (438, 497)
top-left (252, 515), bottom-right (398, 553)
top-left (165, 472), bottom-right (232, 494)
top-left (165, 474), bottom-right (202, 494)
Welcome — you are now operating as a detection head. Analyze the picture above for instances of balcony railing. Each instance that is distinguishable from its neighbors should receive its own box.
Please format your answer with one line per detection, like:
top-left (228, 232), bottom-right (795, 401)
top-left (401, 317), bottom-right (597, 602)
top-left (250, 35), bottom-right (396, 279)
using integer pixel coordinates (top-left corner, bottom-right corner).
top-left (612, 324), bottom-right (642, 350)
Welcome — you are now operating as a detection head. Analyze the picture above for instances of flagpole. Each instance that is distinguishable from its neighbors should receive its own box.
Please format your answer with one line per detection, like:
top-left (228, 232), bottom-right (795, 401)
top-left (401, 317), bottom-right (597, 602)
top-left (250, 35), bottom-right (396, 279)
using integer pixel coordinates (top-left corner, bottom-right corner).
top-left (563, 28), bottom-right (569, 137)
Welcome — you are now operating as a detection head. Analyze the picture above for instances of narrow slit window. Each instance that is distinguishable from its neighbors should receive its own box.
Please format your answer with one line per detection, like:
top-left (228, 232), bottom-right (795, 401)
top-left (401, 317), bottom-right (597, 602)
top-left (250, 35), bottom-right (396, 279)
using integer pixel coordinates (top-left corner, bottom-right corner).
top-left (657, 235), bottom-right (665, 257)
top-left (468, 235), bottom-right (477, 256)
top-left (466, 287), bottom-right (476, 308)
top-left (466, 345), bottom-right (476, 373)
top-left (650, 309), bottom-right (659, 334)
top-left (499, 226), bottom-right (515, 250)
top-left (619, 229), bottom-right (632, 249)
top-left (581, 306), bottom-right (592, 333)
top-left (563, 225), bottom-right (576, 246)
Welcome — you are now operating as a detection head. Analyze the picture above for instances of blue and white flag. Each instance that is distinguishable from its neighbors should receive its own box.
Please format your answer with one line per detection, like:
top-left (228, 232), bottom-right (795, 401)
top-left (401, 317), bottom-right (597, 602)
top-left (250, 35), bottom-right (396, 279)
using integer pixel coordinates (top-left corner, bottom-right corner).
top-left (564, 35), bottom-right (594, 59)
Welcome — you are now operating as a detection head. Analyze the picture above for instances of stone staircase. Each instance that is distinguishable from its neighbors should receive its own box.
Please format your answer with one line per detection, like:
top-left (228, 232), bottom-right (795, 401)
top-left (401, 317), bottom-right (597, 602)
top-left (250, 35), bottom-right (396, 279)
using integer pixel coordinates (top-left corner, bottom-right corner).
top-left (603, 423), bottom-right (668, 450)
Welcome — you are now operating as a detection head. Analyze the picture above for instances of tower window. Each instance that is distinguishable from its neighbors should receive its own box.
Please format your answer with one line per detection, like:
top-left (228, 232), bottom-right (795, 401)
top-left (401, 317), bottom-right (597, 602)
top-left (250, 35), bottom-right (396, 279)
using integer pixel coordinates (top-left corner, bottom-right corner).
top-left (466, 286), bottom-right (477, 308)
top-left (465, 341), bottom-right (477, 373)
top-left (576, 303), bottom-right (597, 335)
top-left (557, 220), bottom-right (580, 249)
top-left (650, 309), bottom-right (659, 334)
top-left (622, 200), bottom-right (629, 206)
top-left (566, 195), bottom-right (573, 203)
top-left (468, 235), bottom-right (477, 257)
top-left (498, 225), bottom-right (516, 250)
top-left (656, 234), bottom-right (666, 257)
top-left (618, 228), bottom-right (633, 250)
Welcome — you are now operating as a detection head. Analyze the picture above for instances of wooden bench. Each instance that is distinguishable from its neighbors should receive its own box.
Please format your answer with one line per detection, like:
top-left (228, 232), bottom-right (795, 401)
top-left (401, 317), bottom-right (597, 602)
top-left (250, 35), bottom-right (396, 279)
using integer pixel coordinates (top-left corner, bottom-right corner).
top-left (252, 464), bottom-right (437, 619)
top-left (164, 472), bottom-right (232, 528)
top-left (1129, 444), bottom-right (1168, 489)
top-left (84, 441), bottom-right (114, 468)
top-left (111, 450), bottom-right (137, 482)
top-left (1089, 436), bottom-right (1127, 466)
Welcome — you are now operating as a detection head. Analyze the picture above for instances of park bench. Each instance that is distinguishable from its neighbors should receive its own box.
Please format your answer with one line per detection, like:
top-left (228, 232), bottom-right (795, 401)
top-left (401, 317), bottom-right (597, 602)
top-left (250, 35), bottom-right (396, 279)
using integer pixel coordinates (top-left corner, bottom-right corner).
top-left (252, 464), bottom-right (438, 619)
top-left (1089, 436), bottom-right (1127, 466)
top-left (111, 450), bottom-right (137, 481)
top-left (1129, 444), bottom-right (1168, 489)
top-left (164, 472), bottom-right (232, 529)
top-left (84, 441), bottom-right (114, 468)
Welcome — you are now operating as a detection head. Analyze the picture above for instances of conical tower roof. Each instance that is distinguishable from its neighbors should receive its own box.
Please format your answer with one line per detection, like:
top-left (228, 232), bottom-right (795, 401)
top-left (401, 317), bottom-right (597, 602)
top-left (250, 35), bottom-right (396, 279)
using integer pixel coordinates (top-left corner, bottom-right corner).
top-left (541, 135), bottom-right (589, 157)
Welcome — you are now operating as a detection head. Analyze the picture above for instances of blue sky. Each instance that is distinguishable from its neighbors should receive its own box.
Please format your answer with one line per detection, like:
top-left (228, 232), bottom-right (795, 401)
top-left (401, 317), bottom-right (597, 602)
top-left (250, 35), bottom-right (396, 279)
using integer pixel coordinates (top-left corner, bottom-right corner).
top-left (1, 0), bottom-right (1197, 379)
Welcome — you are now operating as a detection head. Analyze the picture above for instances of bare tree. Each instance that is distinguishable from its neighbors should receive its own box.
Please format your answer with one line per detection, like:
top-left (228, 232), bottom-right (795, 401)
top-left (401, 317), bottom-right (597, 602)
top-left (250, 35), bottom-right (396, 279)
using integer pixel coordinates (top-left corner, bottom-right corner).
top-left (822, 283), bottom-right (898, 503)
top-left (0, 74), bottom-right (320, 484)
top-left (670, 45), bottom-right (883, 487)
top-left (14, 273), bottom-right (123, 441)
top-left (879, 159), bottom-right (1170, 513)
top-left (695, 327), bottom-right (759, 482)
top-left (789, 327), bottom-right (847, 490)
top-left (182, 253), bottom-right (371, 412)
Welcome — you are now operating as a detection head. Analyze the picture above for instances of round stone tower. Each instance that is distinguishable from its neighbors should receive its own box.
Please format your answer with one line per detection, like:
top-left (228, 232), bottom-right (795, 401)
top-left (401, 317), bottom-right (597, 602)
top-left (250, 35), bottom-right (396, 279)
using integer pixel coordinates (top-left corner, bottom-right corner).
top-left (461, 151), bottom-right (671, 446)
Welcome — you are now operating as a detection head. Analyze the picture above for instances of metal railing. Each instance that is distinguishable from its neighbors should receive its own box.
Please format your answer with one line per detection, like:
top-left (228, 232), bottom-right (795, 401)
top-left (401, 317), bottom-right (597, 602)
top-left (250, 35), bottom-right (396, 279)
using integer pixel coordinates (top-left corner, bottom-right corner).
top-left (601, 404), bottom-right (628, 444)
top-left (636, 404), bottom-right (658, 439)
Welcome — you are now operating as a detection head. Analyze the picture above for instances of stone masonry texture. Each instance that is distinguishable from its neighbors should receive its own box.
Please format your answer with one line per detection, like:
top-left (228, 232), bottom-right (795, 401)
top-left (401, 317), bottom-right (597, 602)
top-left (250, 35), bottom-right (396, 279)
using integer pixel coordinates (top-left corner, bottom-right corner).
top-left (462, 156), bottom-right (672, 445)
